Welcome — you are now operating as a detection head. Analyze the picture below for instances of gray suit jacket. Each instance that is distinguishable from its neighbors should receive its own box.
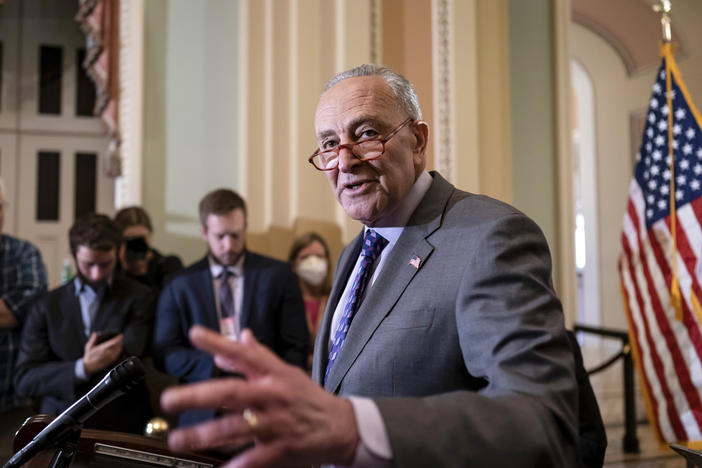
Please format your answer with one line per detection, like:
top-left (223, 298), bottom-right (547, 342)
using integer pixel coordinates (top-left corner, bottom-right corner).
top-left (312, 172), bottom-right (579, 467)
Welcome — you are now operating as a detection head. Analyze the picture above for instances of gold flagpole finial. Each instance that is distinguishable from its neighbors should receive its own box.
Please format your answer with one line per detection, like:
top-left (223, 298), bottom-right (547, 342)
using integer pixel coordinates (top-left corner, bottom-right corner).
top-left (653, 0), bottom-right (673, 43)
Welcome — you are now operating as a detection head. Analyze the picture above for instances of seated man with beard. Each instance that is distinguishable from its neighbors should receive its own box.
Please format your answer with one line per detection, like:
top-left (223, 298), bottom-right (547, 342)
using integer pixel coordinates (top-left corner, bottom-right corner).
top-left (14, 214), bottom-right (155, 434)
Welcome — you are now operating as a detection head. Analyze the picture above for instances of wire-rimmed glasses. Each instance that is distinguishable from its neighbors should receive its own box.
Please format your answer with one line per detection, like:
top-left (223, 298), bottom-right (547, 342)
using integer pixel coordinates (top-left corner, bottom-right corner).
top-left (308, 118), bottom-right (415, 171)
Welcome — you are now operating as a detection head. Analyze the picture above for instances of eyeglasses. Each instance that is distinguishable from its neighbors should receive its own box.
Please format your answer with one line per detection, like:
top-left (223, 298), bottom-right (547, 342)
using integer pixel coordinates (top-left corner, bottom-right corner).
top-left (308, 118), bottom-right (415, 171)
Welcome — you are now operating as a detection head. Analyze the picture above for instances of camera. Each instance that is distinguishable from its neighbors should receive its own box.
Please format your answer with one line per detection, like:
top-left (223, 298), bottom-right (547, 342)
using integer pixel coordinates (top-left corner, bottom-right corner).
top-left (124, 236), bottom-right (149, 261)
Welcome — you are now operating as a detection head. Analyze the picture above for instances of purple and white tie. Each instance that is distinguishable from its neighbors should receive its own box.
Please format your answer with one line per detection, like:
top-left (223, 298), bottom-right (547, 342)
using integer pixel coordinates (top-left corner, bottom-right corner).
top-left (325, 230), bottom-right (388, 382)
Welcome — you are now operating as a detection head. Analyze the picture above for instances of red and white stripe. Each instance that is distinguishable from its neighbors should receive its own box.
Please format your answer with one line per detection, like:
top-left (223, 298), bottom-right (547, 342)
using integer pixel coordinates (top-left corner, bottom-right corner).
top-left (620, 179), bottom-right (702, 442)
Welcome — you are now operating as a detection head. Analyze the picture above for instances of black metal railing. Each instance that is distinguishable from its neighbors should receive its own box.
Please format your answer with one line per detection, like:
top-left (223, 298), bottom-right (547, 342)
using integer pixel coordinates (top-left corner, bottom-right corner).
top-left (574, 323), bottom-right (640, 453)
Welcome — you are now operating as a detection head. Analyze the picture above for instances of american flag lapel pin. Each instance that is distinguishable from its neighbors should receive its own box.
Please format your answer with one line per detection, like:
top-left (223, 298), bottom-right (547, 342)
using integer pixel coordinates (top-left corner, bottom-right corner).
top-left (409, 255), bottom-right (421, 269)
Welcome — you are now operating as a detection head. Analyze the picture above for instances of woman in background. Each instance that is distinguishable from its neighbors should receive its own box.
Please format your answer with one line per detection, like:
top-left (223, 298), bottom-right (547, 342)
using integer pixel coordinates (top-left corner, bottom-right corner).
top-left (114, 207), bottom-right (184, 291)
top-left (288, 232), bottom-right (331, 367)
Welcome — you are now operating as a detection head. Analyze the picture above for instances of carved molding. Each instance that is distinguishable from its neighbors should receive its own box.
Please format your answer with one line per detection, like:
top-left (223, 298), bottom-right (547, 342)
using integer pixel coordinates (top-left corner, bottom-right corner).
top-left (432, 0), bottom-right (454, 180)
top-left (370, 0), bottom-right (382, 65)
top-left (116, 0), bottom-right (144, 206)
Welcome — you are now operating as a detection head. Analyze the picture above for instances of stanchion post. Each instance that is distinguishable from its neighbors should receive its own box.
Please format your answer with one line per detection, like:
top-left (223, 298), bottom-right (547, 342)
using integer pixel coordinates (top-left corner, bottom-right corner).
top-left (623, 344), bottom-right (640, 453)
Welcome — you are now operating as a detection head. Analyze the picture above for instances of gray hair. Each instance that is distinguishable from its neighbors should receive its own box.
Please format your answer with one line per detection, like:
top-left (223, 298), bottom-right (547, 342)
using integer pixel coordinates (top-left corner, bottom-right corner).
top-left (323, 64), bottom-right (423, 120)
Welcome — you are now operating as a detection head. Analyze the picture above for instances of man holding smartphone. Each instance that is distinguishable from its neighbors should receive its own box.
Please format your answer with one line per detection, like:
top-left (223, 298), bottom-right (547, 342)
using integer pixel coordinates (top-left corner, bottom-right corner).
top-left (13, 214), bottom-right (156, 434)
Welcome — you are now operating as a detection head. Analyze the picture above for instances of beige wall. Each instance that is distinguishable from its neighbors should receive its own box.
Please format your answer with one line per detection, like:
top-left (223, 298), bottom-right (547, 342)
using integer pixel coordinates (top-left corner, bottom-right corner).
top-left (381, 0), bottom-right (435, 169)
top-left (138, 0), bottom-right (573, 321)
top-left (5, 0), bottom-right (702, 332)
top-left (143, 0), bottom-right (242, 265)
top-left (509, 0), bottom-right (559, 269)
top-left (571, 23), bottom-right (644, 330)
top-left (141, 1), bottom-right (389, 267)
top-left (672, 1), bottom-right (702, 110)
top-left (140, 0), bottom-right (521, 268)
top-left (474, 0), bottom-right (513, 203)
top-left (508, 0), bottom-right (575, 321)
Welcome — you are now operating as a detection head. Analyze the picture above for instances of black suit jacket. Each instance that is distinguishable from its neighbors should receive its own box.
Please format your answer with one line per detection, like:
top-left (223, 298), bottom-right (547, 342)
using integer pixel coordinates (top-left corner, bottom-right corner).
top-left (153, 252), bottom-right (309, 426)
top-left (13, 274), bottom-right (155, 434)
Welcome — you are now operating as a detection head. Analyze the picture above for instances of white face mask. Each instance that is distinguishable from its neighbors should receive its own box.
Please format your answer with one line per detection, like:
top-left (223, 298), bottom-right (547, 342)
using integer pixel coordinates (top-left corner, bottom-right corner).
top-left (296, 255), bottom-right (328, 287)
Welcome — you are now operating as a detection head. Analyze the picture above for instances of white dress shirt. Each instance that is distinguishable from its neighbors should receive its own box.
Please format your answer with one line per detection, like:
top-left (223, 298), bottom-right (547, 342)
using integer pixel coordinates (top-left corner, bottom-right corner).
top-left (330, 171), bottom-right (433, 467)
top-left (73, 276), bottom-right (112, 381)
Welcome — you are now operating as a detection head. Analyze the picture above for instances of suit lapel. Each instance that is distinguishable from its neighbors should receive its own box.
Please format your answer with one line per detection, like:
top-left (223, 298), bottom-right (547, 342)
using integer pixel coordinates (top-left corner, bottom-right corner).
top-left (92, 278), bottom-right (118, 333)
top-left (92, 295), bottom-right (112, 333)
top-left (324, 173), bottom-right (454, 393)
top-left (62, 282), bottom-right (89, 348)
top-left (240, 252), bottom-right (257, 329)
top-left (191, 257), bottom-right (219, 331)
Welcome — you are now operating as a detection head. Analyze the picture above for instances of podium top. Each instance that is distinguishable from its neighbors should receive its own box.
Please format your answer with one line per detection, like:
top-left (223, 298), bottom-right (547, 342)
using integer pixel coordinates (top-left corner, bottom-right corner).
top-left (12, 415), bottom-right (226, 468)
top-left (671, 443), bottom-right (702, 467)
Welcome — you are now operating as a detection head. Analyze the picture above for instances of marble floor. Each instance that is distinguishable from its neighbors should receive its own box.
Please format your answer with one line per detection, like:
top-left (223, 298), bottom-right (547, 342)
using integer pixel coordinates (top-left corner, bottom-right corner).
top-left (604, 424), bottom-right (684, 467)
top-left (581, 336), bottom-right (687, 468)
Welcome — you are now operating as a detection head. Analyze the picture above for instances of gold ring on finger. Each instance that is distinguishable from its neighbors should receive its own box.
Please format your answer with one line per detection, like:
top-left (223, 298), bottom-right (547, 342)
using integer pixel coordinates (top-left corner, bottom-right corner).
top-left (242, 408), bottom-right (258, 434)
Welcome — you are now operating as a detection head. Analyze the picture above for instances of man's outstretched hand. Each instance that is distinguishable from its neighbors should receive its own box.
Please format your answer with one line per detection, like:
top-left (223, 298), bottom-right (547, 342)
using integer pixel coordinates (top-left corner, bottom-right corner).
top-left (161, 326), bottom-right (360, 468)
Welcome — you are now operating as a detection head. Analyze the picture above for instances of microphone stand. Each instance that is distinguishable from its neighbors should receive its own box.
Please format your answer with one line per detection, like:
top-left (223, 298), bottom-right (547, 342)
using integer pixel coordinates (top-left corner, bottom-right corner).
top-left (48, 426), bottom-right (82, 468)
top-left (5, 357), bottom-right (145, 468)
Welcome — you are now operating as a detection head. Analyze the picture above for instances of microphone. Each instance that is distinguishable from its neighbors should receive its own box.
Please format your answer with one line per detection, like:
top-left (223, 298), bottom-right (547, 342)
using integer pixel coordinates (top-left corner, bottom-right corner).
top-left (4, 356), bottom-right (145, 468)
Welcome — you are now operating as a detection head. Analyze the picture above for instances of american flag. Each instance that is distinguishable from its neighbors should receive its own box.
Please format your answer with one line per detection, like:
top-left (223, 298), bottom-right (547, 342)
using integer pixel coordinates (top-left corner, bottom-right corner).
top-left (619, 45), bottom-right (702, 443)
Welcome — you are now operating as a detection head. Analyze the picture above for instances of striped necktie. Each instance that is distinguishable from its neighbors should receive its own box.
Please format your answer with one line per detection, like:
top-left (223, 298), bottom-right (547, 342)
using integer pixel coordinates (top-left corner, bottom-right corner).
top-left (325, 230), bottom-right (388, 382)
top-left (219, 268), bottom-right (239, 339)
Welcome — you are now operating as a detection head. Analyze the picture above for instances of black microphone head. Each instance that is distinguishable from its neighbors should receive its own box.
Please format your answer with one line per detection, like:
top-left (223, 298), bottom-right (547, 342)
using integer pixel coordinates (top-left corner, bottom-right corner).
top-left (109, 357), bottom-right (145, 393)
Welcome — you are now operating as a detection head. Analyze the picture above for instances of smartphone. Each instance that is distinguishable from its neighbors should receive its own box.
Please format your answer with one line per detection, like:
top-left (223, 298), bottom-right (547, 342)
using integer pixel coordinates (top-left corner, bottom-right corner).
top-left (95, 330), bottom-right (119, 344)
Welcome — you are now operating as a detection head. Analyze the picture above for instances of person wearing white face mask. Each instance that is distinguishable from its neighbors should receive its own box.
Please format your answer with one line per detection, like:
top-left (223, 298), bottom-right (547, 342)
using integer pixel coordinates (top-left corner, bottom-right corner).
top-left (288, 232), bottom-right (331, 368)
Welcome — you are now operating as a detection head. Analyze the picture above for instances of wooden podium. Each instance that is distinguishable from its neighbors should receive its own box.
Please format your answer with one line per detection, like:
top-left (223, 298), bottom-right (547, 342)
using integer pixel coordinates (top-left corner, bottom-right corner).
top-left (11, 415), bottom-right (226, 468)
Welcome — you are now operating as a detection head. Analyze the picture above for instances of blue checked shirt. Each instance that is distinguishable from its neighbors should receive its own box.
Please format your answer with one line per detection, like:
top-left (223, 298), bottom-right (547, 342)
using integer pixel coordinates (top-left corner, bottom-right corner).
top-left (0, 234), bottom-right (47, 412)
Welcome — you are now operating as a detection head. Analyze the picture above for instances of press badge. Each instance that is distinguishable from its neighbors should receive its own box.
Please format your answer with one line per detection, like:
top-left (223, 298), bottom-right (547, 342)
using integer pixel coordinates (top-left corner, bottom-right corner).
top-left (219, 316), bottom-right (239, 341)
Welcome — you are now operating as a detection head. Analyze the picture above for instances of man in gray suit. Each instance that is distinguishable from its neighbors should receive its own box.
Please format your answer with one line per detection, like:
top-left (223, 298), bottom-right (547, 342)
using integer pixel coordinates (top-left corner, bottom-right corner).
top-left (161, 64), bottom-right (580, 467)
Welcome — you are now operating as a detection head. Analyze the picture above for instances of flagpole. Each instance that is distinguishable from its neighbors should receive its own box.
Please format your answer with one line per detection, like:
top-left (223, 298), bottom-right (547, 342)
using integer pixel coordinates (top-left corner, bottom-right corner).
top-left (653, 0), bottom-right (685, 318)
top-left (654, 0), bottom-right (672, 44)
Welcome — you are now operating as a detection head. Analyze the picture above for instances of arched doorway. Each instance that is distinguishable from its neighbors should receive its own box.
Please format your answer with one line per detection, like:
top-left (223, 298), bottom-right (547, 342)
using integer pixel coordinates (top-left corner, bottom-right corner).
top-left (571, 58), bottom-right (601, 328)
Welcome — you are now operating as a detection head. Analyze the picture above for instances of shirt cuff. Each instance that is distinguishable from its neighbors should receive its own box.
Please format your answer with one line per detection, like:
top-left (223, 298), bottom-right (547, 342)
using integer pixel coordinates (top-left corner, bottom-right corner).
top-left (75, 358), bottom-right (89, 382)
top-left (344, 396), bottom-right (392, 468)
